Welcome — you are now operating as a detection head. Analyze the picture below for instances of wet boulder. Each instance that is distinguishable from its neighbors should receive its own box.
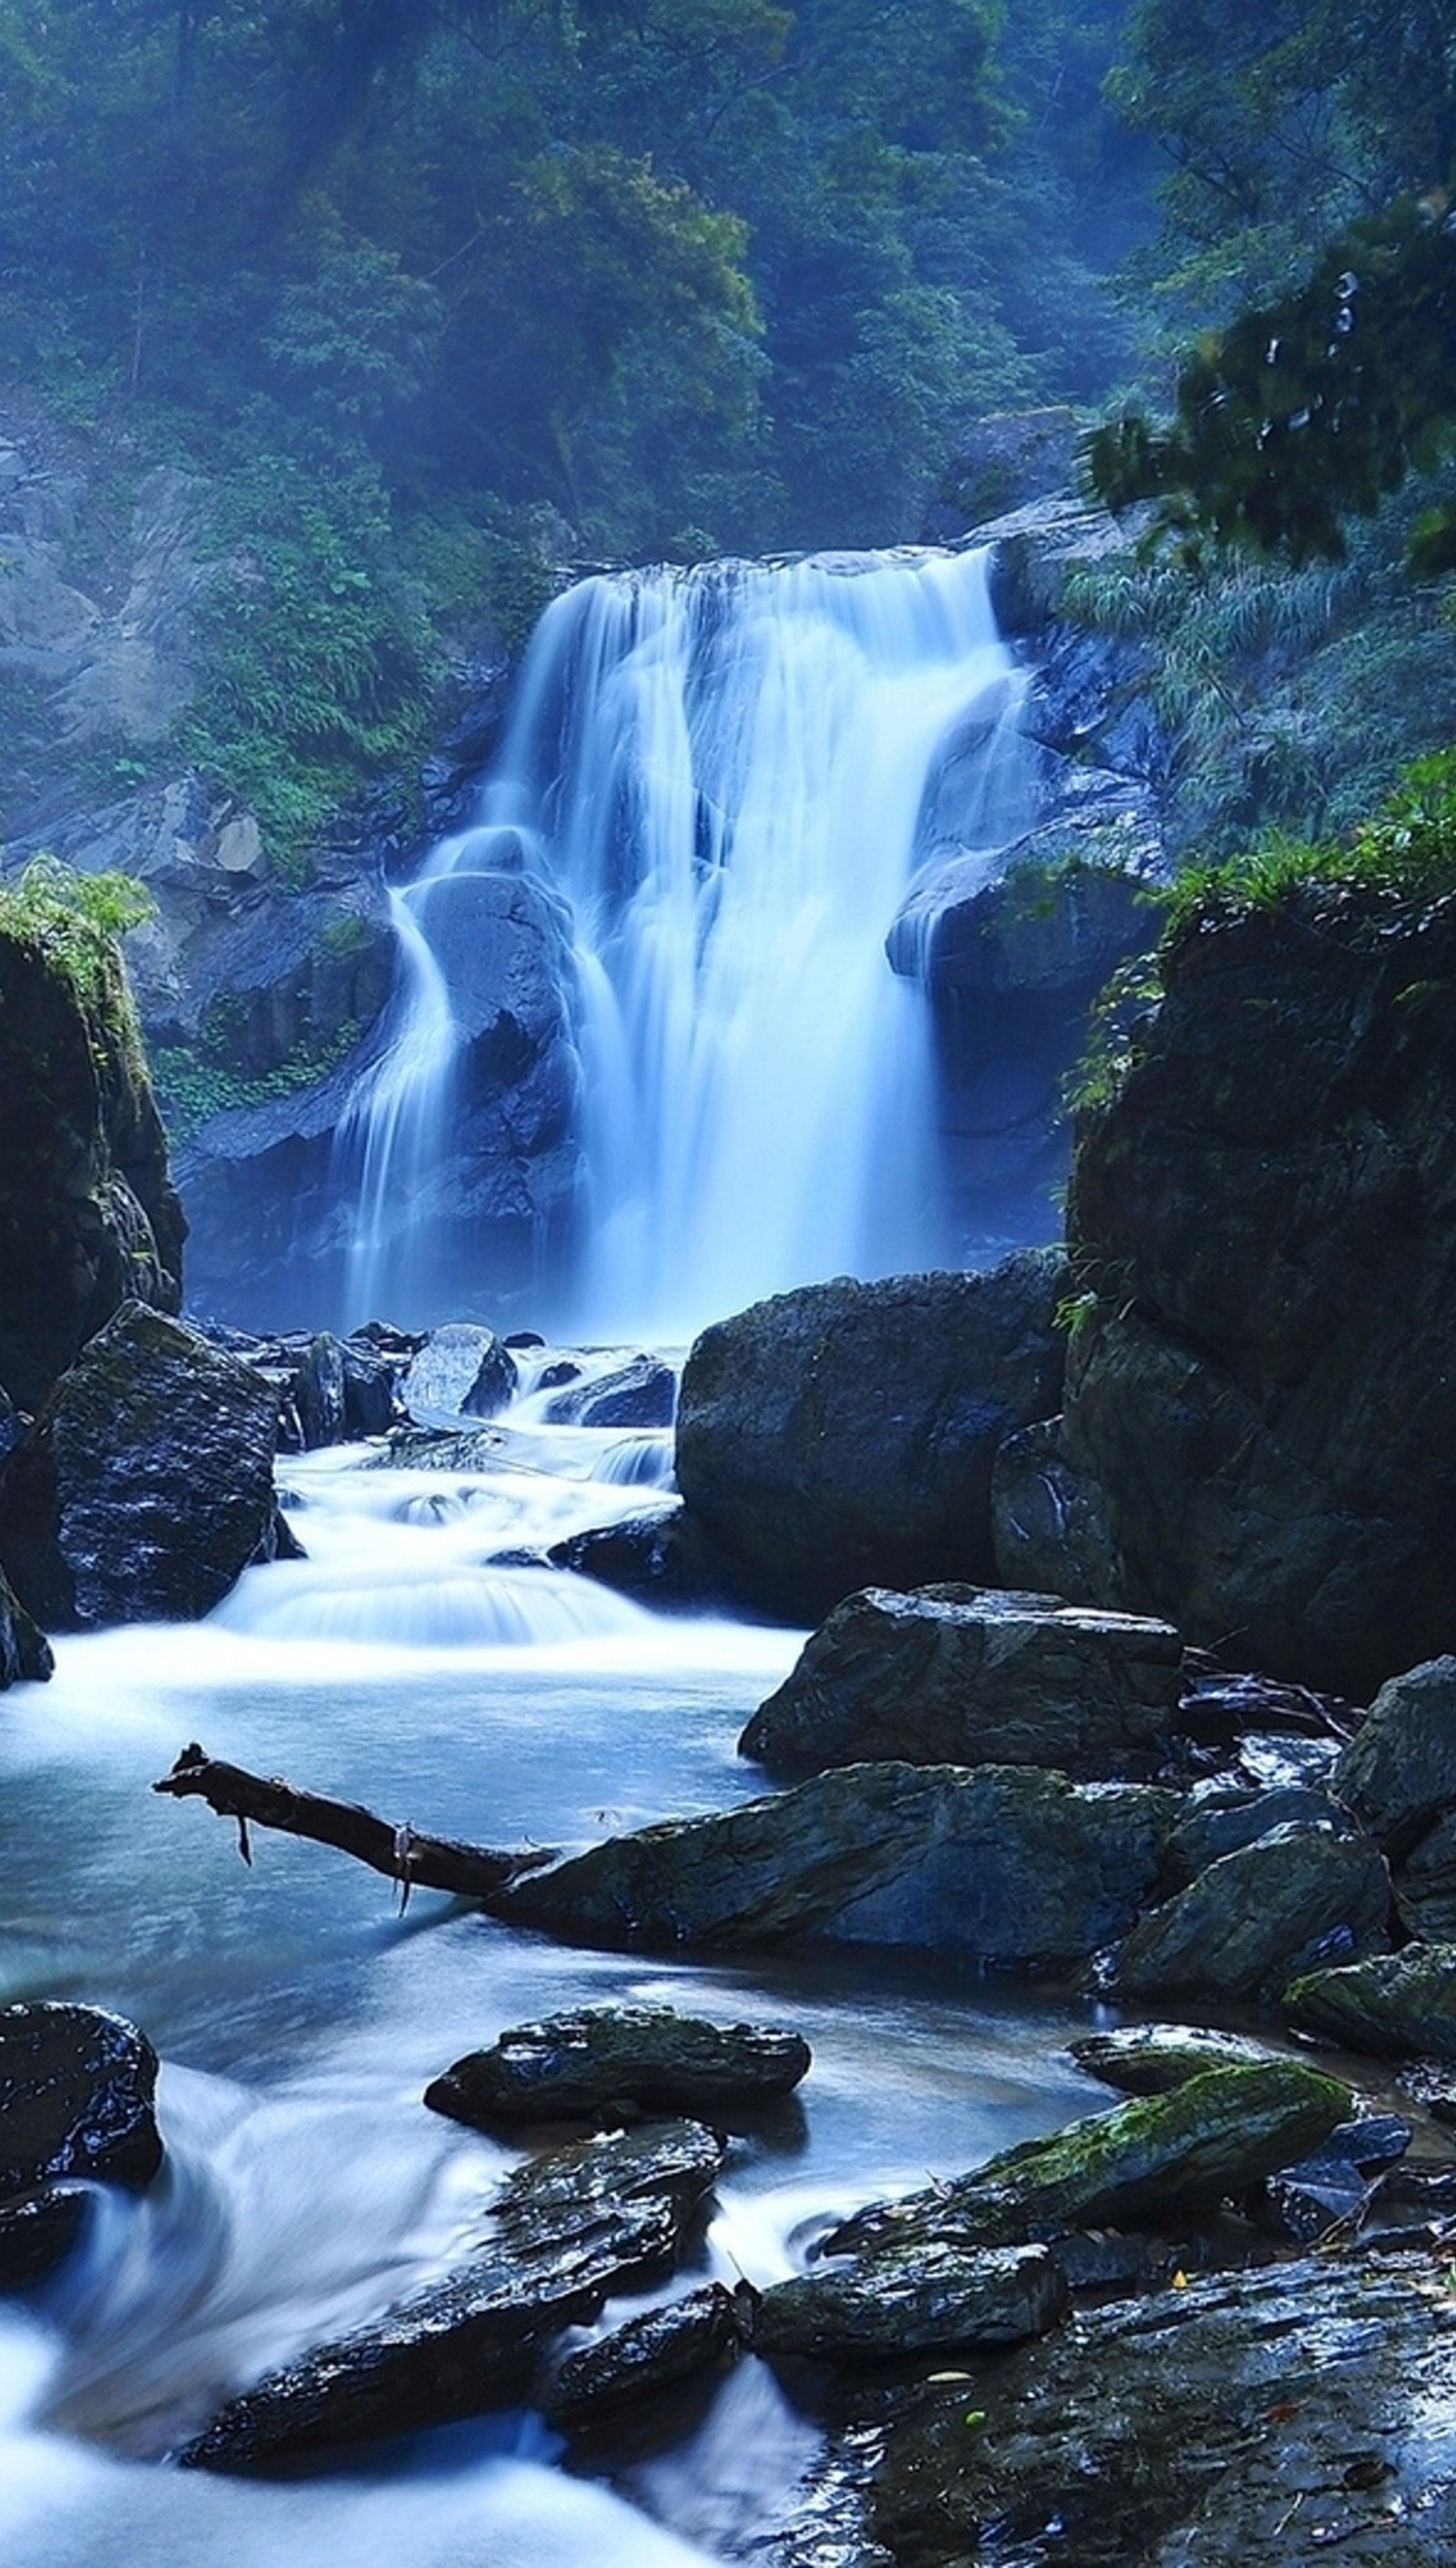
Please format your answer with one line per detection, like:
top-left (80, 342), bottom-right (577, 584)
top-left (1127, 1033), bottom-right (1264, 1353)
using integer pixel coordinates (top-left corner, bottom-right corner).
top-left (867, 2253), bottom-right (1456, 2568)
top-left (292, 1330), bottom-right (399, 1445)
top-left (1106, 1823), bottom-right (1390, 2003)
top-left (990, 1413), bottom-right (1118, 1603)
top-left (1332, 1656), bottom-right (1456, 1852)
top-left (1392, 1810), bottom-right (1456, 1941)
top-left (739, 1583), bottom-right (1181, 1780)
top-left (544, 1355), bottom-right (677, 1429)
top-left (824, 2060), bottom-right (1351, 2262)
top-left (425, 2003), bottom-right (810, 2130)
top-left (0, 1562), bottom-right (52, 1686)
top-left (182, 2118), bottom-right (724, 2471)
top-left (542, 2281), bottom-right (747, 2428)
top-left (673, 1254), bottom-right (1067, 1623)
top-left (494, 1762), bottom-right (1175, 1971)
top-left (753, 2239), bottom-right (1067, 2362)
top-left (1250, 2113), bottom-right (1411, 2245)
top-left (400, 1322), bottom-right (517, 1425)
top-left (1068, 2025), bottom-right (1280, 2097)
top-left (0, 2001), bottom-right (162, 2196)
top-left (1285, 1945), bottom-right (1456, 2059)
top-left (0, 1302), bottom-right (281, 1628)
top-left (546, 1503), bottom-right (742, 1614)
top-left (1167, 1779), bottom-right (1350, 1882)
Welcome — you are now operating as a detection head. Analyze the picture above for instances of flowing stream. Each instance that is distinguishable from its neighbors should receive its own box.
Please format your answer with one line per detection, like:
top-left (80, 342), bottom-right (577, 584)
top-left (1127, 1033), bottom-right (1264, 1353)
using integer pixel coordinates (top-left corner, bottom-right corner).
top-left (342, 545), bottom-right (1033, 1339)
top-left (0, 1370), bottom-right (1098, 2564)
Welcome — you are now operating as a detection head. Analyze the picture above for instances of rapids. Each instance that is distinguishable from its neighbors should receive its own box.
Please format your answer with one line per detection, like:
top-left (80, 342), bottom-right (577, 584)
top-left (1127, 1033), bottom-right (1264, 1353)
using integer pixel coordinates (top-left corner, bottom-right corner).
top-left (0, 1384), bottom-right (1097, 2563)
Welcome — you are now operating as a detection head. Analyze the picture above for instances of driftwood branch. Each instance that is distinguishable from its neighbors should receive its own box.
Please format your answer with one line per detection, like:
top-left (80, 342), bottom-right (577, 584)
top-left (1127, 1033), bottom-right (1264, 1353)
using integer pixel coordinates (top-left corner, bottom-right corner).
top-left (153, 1744), bottom-right (558, 1906)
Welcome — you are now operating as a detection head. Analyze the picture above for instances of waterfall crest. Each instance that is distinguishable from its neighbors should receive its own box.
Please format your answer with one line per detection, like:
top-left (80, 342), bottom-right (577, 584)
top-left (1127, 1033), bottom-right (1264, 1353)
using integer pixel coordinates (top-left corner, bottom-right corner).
top-left (344, 545), bottom-right (1030, 1337)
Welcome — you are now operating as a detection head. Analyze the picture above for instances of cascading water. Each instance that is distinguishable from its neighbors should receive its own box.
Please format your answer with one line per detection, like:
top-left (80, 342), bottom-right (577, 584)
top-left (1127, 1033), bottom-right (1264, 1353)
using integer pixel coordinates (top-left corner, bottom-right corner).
top-left (342, 544), bottom-right (1032, 1336)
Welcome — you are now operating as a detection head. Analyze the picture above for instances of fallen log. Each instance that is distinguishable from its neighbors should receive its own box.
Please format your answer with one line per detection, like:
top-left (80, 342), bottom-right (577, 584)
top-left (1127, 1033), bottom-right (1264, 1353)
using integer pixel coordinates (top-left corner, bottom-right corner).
top-left (152, 1744), bottom-right (558, 1906)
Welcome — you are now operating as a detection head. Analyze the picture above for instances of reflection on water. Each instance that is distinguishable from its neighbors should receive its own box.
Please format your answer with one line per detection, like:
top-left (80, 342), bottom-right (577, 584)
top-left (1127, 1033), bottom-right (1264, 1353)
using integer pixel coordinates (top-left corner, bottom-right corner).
top-left (0, 1402), bottom-right (1099, 2562)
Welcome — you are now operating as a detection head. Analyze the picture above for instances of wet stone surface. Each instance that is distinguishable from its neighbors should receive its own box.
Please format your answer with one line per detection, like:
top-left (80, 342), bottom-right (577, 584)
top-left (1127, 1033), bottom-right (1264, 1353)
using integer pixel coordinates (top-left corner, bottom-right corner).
top-left (424, 2001), bottom-right (811, 2130)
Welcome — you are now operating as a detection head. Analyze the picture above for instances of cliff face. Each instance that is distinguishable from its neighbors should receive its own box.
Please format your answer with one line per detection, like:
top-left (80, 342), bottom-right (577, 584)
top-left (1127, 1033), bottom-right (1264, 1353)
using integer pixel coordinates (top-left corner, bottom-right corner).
top-left (0, 926), bottom-right (184, 1411)
top-left (1060, 884), bottom-right (1456, 1697)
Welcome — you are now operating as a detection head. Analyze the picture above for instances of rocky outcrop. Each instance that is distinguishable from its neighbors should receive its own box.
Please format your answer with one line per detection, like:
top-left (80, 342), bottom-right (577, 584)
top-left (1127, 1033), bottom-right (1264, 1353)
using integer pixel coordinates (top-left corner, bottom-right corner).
top-left (543, 2281), bottom-right (748, 2428)
top-left (739, 1583), bottom-right (1181, 1780)
top-left (0, 2001), bottom-right (163, 2197)
top-left (0, 921), bottom-right (183, 1412)
top-left (495, 1762), bottom-right (1174, 1969)
top-left (424, 2003), bottom-right (811, 2130)
top-left (0, 1565), bottom-right (53, 1687)
top-left (1057, 884), bottom-right (1456, 1697)
top-left (754, 2240), bottom-right (1067, 2363)
top-left (673, 1255), bottom-right (1067, 1623)
top-left (1107, 1824), bottom-right (1391, 2003)
top-left (824, 2060), bottom-right (1350, 2261)
top-left (0, 1302), bottom-right (281, 1628)
top-left (181, 2118), bottom-right (724, 2470)
top-left (1332, 1656), bottom-right (1456, 1850)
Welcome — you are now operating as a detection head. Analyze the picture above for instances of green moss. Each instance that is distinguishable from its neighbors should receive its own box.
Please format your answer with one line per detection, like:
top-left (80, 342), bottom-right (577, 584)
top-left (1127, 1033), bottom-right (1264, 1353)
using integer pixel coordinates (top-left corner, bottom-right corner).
top-left (152, 1019), bottom-right (362, 1142)
top-left (0, 857), bottom-right (155, 1097)
top-left (1159, 746), bottom-right (1456, 932)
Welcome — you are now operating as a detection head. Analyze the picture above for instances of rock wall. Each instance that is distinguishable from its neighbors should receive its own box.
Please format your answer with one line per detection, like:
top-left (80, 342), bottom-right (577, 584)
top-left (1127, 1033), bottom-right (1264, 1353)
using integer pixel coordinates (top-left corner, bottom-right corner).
top-left (1057, 882), bottom-right (1456, 1698)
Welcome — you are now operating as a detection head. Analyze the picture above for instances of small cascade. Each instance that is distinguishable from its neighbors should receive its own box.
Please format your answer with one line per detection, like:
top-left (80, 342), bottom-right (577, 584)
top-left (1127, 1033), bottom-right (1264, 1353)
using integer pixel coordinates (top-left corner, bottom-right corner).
top-left (342, 544), bottom-right (1034, 1337)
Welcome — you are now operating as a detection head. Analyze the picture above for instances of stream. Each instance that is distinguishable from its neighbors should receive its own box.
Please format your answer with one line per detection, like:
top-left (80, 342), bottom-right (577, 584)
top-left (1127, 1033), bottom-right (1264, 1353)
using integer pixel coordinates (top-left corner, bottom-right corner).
top-left (0, 1350), bottom-right (1099, 2564)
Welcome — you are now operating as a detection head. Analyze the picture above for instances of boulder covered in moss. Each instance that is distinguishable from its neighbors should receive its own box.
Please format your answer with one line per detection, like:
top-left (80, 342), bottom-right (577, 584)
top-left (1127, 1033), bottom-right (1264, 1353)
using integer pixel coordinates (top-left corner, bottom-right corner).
top-left (0, 917), bottom-right (183, 1413)
top-left (1106, 1823), bottom-right (1390, 2004)
top-left (1285, 1945), bottom-right (1456, 2059)
top-left (0, 1301), bottom-right (281, 1627)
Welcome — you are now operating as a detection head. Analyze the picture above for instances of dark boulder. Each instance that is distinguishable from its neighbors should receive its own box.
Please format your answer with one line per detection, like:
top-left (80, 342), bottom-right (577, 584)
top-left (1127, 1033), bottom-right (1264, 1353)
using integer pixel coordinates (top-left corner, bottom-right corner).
top-left (425, 2003), bottom-right (810, 2130)
top-left (673, 1254), bottom-right (1067, 1623)
top-left (1107, 1824), bottom-right (1390, 2004)
top-left (546, 1503), bottom-right (742, 1614)
top-left (0, 2001), bottom-right (162, 2195)
top-left (824, 2060), bottom-right (1351, 2262)
top-left (1332, 1656), bottom-right (1456, 1852)
top-left (991, 1414), bottom-right (1117, 1602)
top-left (0, 2182), bottom-right (92, 2287)
top-left (181, 2118), bottom-right (724, 2471)
top-left (494, 1762), bottom-right (1174, 1971)
top-left (739, 1582), bottom-right (1181, 1780)
top-left (753, 2240), bottom-right (1067, 2363)
top-left (1068, 2026), bottom-right (1280, 2097)
top-left (0, 1301), bottom-right (280, 1628)
top-left (544, 1355), bottom-right (677, 1429)
top-left (1061, 885), bottom-right (1456, 1697)
top-left (0, 920), bottom-right (183, 1412)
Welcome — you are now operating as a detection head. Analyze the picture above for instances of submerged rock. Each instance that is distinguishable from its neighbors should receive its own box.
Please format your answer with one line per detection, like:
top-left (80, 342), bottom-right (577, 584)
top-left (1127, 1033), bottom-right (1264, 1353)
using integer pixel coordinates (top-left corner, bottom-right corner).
top-left (866, 2253), bottom-right (1456, 2566)
top-left (542, 2281), bottom-right (747, 2427)
top-left (753, 2239), bottom-right (1067, 2361)
top-left (424, 2003), bottom-right (811, 2129)
top-left (673, 1255), bottom-right (1067, 1623)
top-left (739, 1583), bottom-right (1180, 1779)
top-left (0, 1301), bottom-right (280, 1627)
top-left (1285, 1944), bottom-right (1456, 2059)
top-left (1107, 1823), bottom-right (1390, 2003)
top-left (0, 2001), bottom-right (162, 2195)
top-left (182, 2118), bottom-right (724, 2471)
top-left (493, 1762), bottom-right (1174, 1970)
top-left (824, 2061), bottom-right (1351, 2261)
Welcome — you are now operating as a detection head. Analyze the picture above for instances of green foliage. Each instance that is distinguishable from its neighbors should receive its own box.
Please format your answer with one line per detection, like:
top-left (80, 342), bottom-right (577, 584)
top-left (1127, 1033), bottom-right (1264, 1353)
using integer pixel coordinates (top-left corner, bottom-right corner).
top-left (1062, 948), bottom-right (1164, 1117)
top-left (151, 1020), bottom-right (363, 1142)
top-left (1159, 746), bottom-right (1456, 930)
top-left (0, 855), bottom-right (154, 1004)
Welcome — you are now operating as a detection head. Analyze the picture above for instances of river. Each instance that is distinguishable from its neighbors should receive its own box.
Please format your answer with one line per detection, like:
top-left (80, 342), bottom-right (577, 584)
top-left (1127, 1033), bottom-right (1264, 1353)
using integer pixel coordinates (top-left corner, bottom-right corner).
top-left (0, 1354), bottom-right (1098, 2564)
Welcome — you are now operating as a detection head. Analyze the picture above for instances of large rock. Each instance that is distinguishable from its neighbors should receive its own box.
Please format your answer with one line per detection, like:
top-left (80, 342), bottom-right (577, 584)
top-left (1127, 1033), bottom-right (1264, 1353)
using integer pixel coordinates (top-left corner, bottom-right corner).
top-left (1067, 2026), bottom-right (1279, 2096)
top-left (494, 1763), bottom-right (1174, 1969)
top-left (400, 1322), bottom-right (517, 1424)
top-left (824, 2060), bottom-right (1351, 2261)
top-left (0, 1564), bottom-right (52, 1686)
top-left (1284, 1946), bottom-right (1456, 2059)
top-left (181, 2118), bottom-right (724, 2470)
top-left (424, 2003), bottom-right (810, 2129)
top-left (1333, 1656), bottom-right (1456, 1852)
top-left (1107, 1823), bottom-right (1390, 2003)
top-left (0, 2001), bottom-right (162, 2195)
top-left (753, 2240), bottom-right (1067, 2362)
top-left (1061, 885), bottom-right (1456, 1697)
top-left (739, 1583), bottom-right (1181, 1780)
top-left (991, 1413), bottom-right (1117, 1602)
top-left (865, 2254), bottom-right (1456, 2567)
top-left (0, 1302), bottom-right (281, 1628)
top-left (0, 919), bottom-right (184, 1411)
top-left (543, 2281), bottom-right (747, 2427)
top-left (673, 1256), bottom-right (1067, 1623)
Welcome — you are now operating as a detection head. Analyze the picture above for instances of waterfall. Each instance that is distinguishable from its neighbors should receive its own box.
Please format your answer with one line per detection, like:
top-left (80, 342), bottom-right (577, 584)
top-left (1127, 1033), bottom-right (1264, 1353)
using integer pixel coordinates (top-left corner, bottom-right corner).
top-left (343, 544), bottom-right (1031, 1338)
